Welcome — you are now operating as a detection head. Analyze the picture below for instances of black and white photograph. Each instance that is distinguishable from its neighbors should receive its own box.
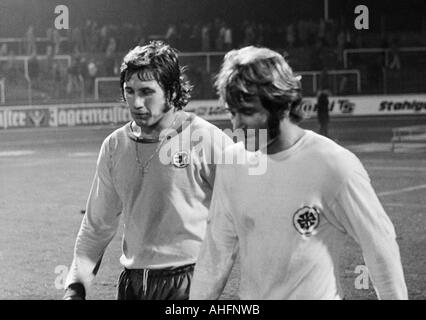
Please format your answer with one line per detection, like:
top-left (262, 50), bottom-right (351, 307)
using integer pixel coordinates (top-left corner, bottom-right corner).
top-left (0, 0), bottom-right (425, 305)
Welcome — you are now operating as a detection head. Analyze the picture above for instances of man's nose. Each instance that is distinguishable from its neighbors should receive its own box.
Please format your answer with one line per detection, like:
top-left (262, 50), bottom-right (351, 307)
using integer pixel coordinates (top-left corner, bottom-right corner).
top-left (134, 96), bottom-right (146, 110)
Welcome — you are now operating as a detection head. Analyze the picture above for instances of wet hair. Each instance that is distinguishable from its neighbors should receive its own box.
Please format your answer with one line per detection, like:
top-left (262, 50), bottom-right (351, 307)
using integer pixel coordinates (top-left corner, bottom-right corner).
top-left (119, 40), bottom-right (192, 110)
top-left (215, 46), bottom-right (304, 123)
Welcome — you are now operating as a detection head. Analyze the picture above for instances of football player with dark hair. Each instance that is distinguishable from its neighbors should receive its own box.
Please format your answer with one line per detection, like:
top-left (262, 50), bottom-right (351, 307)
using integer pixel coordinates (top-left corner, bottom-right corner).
top-left (64, 41), bottom-right (232, 300)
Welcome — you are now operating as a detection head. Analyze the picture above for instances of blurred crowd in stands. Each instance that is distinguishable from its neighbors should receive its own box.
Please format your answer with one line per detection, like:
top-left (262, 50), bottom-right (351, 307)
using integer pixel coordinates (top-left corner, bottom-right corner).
top-left (0, 16), bottom-right (425, 103)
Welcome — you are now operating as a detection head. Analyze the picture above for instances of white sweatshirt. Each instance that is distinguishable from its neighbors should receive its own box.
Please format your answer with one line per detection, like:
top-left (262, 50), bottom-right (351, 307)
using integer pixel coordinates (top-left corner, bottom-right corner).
top-left (65, 113), bottom-right (233, 292)
top-left (190, 130), bottom-right (408, 300)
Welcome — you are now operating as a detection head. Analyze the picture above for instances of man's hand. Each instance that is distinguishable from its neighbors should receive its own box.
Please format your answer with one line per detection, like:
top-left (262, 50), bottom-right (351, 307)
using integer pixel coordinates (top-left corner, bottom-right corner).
top-left (63, 282), bottom-right (86, 300)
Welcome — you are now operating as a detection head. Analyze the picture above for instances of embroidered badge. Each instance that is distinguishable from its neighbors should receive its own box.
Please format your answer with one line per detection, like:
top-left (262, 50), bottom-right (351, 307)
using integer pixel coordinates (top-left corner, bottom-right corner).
top-left (293, 206), bottom-right (320, 236)
top-left (172, 151), bottom-right (190, 168)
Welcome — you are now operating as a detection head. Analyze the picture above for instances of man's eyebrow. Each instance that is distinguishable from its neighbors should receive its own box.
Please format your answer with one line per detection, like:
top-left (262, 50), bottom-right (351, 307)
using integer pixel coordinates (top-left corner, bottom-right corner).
top-left (124, 85), bottom-right (155, 91)
top-left (239, 107), bottom-right (255, 112)
top-left (228, 106), bottom-right (255, 113)
top-left (137, 87), bottom-right (156, 92)
top-left (236, 105), bottom-right (255, 110)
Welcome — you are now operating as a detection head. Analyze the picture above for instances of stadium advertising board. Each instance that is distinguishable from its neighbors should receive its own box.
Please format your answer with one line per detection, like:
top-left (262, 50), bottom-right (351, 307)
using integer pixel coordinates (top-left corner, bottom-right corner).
top-left (302, 94), bottom-right (426, 118)
top-left (185, 95), bottom-right (426, 119)
top-left (1, 94), bottom-right (425, 130)
top-left (184, 100), bottom-right (230, 120)
top-left (0, 103), bottom-right (132, 129)
top-left (185, 95), bottom-right (426, 120)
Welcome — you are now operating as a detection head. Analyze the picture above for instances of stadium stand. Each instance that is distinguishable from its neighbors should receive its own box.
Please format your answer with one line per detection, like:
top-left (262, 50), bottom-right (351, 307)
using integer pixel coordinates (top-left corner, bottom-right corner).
top-left (0, 0), bottom-right (425, 104)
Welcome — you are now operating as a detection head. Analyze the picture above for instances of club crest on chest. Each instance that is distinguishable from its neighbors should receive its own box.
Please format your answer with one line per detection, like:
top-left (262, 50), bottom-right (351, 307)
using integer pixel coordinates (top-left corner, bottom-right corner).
top-left (172, 151), bottom-right (190, 168)
top-left (293, 206), bottom-right (320, 236)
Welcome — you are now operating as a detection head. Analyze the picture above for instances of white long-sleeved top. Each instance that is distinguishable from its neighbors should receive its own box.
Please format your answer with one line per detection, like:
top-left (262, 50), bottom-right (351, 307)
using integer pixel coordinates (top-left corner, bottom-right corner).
top-left (190, 130), bottom-right (408, 300)
top-left (65, 112), bottom-right (233, 292)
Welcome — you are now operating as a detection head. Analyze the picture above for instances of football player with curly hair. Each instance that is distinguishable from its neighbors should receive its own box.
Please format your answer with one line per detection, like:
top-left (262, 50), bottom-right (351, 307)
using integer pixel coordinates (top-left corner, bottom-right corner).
top-left (64, 41), bottom-right (232, 300)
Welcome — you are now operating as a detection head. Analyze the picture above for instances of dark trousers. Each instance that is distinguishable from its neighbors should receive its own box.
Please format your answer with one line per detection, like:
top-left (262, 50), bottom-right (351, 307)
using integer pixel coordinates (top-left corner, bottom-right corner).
top-left (117, 264), bottom-right (194, 300)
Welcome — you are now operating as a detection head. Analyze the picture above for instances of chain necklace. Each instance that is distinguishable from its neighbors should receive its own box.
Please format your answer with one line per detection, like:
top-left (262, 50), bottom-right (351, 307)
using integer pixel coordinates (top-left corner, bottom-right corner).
top-left (134, 114), bottom-right (179, 177)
